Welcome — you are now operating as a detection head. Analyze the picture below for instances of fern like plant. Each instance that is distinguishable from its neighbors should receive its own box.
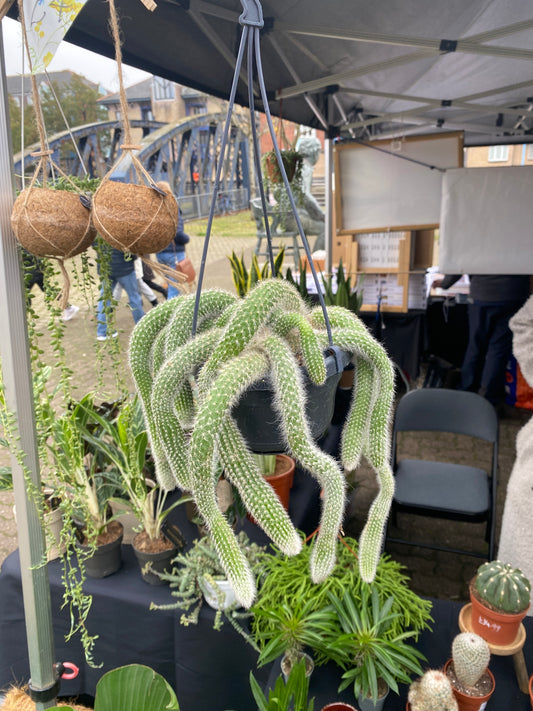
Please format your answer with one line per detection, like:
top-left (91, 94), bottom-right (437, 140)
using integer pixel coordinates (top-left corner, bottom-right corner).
top-left (129, 279), bottom-right (396, 608)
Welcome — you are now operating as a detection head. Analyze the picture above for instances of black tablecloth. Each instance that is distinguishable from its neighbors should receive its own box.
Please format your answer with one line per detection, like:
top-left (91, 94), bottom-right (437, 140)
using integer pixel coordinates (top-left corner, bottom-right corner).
top-left (359, 310), bottom-right (426, 381)
top-left (0, 466), bottom-right (322, 710)
top-left (266, 598), bottom-right (533, 710)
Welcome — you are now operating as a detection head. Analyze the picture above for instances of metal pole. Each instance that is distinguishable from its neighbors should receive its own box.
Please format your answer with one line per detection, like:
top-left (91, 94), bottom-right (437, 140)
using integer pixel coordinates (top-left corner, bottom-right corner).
top-left (0, 21), bottom-right (57, 711)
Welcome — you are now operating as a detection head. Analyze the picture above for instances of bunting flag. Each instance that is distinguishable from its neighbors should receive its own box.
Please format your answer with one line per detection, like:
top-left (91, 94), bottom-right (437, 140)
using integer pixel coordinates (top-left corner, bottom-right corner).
top-left (21, 0), bottom-right (89, 73)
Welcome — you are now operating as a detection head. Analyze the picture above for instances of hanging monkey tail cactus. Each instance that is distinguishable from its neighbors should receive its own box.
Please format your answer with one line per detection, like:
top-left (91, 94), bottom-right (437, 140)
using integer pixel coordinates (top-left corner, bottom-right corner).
top-left (408, 670), bottom-right (458, 711)
top-left (451, 632), bottom-right (490, 689)
top-left (475, 560), bottom-right (531, 613)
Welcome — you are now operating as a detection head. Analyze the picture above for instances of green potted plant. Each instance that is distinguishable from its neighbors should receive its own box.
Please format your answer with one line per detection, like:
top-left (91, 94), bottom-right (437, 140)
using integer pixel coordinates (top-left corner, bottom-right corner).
top-left (77, 393), bottom-right (189, 585)
top-left (46, 394), bottom-right (124, 578)
top-left (228, 248), bottom-right (286, 297)
top-left (150, 531), bottom-right (265, 630)
top-left (47, 663), bottom-right (180, 711)
top-left (247, 657), bottom-right (315, 711)
top-left (444, 632), bottom-right (495, 711)
top-left (129, 279), bottom-right (398, 608)
top-left (251, 586), bottom-right (337, 679)
top-left (408, 670), bottom-right (458, 711)
top-left (323, 586), bottom-right (426, 711)
top-left (469, 559), bottom-right (531, 645)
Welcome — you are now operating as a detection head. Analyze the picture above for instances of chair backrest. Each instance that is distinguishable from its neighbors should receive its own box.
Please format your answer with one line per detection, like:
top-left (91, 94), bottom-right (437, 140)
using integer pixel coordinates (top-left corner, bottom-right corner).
top-left (393, 388), bottom-right (499, 443)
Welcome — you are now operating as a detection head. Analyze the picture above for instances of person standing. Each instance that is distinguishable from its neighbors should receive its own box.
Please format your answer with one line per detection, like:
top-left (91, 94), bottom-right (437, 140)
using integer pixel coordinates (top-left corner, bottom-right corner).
top-left (436, 274), bottom-right (530, 407)
top-left (155, 181), bottom-right (190, 300)
top-left (96, 246), bottom-right (144, 341)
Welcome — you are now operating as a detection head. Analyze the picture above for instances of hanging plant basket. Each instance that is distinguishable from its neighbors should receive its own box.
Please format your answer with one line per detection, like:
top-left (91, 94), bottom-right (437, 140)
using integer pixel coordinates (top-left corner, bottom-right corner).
top-left (263, 149), bottom-right (303, 185)
top-left (92, 180), bottom-right (178, 255)
top-left (11, 185), bottom-right (95, 259)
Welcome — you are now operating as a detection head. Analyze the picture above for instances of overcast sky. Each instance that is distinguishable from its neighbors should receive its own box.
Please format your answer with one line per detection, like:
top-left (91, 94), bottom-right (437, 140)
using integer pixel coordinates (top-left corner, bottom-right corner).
top-left (2, 17), bottom-right (152, 93)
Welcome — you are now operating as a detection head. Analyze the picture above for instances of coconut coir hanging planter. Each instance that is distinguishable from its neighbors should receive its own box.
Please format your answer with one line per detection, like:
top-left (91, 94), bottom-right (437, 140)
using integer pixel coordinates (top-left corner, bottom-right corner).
top-left (91, 0), bottom-right (178, 255)
top-left (11, 0), bottom-right (96, 308)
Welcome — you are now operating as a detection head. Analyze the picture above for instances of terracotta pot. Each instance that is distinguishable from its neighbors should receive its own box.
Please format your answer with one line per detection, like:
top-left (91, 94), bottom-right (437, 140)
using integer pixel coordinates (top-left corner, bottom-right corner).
top-left (445, 659), bottom-right (495, 711)
top-left (529, 673), bottom-right (533, 710)
top-left (470, 582), bottom-right (528, 645)
top-left (321, 704), bottom-right (358, 711)
top-left (264, 454), bottom-right (295, 511)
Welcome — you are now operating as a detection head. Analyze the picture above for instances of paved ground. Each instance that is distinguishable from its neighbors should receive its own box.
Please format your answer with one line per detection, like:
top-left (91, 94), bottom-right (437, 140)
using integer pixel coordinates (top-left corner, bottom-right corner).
top-left (0, 225), bottom-right (530, 608)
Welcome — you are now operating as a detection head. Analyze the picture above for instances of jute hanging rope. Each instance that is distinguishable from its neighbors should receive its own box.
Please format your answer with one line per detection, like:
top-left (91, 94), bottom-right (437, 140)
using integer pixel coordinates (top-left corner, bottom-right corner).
top-left (91, 0), bottom-right (179, 255)
top-left (10, 0), bottom-right (96, 308)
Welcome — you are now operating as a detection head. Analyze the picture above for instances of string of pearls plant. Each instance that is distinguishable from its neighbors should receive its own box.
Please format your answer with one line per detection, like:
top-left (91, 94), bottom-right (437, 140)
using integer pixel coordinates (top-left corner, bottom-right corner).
top-left (129, 279), bottom-right (396, 607)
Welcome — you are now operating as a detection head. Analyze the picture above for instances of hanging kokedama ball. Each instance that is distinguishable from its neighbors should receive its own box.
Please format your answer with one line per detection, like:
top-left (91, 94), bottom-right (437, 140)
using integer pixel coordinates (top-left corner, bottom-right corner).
top-left (92, 180), bottom-right (179, 255)
top-left (11, 187), bottom-right (96, 258)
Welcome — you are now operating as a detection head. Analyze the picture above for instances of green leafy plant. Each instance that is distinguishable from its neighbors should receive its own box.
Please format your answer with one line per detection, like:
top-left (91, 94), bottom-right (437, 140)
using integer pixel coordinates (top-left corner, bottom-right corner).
top-left (248, 657), bottom-right (315, 711)
top-left (77, 393), bottom-right (189, 544)
top-left (48, 663), bottom-right (180, 711)
top-left (321, 259), bottom-right (364, 314)
top-left (228, 247), bottom-right (286, 297)
top-left (252, 587), bottom-right (336, 670)
top-left (150, 531), bottom-right (265, 630)
top-left (251, 535), bottom-right (433, 651)
top-left (323, 586), bottom-right (426, 703)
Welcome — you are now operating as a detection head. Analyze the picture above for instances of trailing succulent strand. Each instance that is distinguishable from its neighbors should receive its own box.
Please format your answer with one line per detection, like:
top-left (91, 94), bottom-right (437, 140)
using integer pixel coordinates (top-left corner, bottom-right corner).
top-left (129, 279), bottom-right (397, 607)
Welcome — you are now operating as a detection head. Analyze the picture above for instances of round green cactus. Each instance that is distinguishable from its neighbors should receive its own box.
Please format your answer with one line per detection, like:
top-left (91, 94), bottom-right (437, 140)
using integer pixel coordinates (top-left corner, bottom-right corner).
top-left (475, 560), bottom-right (531, 613)
top-left (129, 280), bottom-right (397, 607)
top-left (452, 632), bottom-right (490, 688)
top-left (408, 670), bottom-right (458, 711)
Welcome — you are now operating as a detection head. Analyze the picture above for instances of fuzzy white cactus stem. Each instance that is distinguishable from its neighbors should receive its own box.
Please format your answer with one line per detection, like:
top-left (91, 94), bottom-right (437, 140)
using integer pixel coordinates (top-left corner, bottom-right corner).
top-left (311, 306), bottom-right (395, 584)
top-left (264, 333), bottom-right (346, 583)
top-left (218, 419), bottom-right (302, 556)
top-left (190, 349), bottom-right (272, 607)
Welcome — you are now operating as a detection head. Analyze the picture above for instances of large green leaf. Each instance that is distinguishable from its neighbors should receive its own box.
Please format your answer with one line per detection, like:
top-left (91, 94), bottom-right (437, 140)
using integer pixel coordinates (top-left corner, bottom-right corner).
top-left (48, 664), bottom-right (180, 710)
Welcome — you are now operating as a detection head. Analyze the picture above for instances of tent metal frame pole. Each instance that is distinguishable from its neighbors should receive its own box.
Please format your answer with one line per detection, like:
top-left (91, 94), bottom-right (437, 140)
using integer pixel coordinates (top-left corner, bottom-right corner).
top-left (281, 20), bottom-right (533, 61)
top-left (0, 21), bottom-right (57, 711)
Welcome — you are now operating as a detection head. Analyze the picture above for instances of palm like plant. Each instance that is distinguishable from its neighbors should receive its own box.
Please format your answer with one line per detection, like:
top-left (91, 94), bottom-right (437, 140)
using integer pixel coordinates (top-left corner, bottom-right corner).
top-left (252, 589), bottom-right (337, 668)
top-left (324, 587), bottom-right (426, 704)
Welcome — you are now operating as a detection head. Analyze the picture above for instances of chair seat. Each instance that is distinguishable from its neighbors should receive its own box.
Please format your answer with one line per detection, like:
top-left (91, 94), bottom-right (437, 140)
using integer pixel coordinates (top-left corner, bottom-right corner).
top-left (394, 459), bottom-right (490, 516)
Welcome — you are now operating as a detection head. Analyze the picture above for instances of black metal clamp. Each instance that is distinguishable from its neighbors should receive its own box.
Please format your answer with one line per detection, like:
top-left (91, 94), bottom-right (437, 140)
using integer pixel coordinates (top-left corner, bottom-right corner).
top-left (29, 661), bottom-right (79, 703)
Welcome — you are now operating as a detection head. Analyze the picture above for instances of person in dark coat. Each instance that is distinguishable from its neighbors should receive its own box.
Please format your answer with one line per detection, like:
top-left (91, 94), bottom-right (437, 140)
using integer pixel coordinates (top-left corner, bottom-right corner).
top-left (436, 274), bottom-right (530, 407)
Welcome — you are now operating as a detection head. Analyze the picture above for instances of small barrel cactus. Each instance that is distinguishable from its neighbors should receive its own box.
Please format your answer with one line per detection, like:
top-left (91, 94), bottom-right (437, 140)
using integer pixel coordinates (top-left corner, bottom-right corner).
top-left (452, 632), bottom-right (490, 688)
top-left (475, 560), bottom-right (531, 613)
top-left (408, 670), bottom-right (458, 711)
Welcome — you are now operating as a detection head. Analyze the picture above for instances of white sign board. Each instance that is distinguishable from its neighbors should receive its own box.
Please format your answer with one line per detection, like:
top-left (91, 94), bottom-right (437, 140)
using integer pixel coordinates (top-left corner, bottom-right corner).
top-left (335, 133), bottom-right (463, 233)
top-left (439, 166), bottom-right (533, 274)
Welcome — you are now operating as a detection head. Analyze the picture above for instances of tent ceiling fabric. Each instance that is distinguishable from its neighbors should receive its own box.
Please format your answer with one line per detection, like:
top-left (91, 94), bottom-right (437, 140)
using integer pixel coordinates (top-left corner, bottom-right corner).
top-left (16, 0), bottom-right (533, 143)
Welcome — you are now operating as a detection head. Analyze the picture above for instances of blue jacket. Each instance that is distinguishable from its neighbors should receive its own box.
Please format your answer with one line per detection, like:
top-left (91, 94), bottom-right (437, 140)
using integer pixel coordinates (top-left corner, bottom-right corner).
top-left (157, 208), bottom-right (190, 256)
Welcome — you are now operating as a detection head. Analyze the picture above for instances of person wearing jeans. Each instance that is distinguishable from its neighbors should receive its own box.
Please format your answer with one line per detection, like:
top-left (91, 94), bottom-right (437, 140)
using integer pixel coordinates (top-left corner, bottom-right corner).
top-left (96, 247), bottom-right (144, 340)
top-left (155, 181), bottom-right (190, 300)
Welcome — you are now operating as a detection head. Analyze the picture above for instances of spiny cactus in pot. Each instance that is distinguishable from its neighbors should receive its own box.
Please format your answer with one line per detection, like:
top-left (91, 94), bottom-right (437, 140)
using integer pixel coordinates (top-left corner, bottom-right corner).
top-left (469, 559), bottom-right (531, 645)
top-left (444, 632), bottom-right (495, 710)
top-left (128, 279), bottom-right (396, 608)
top-left (408, 670), bottom-right (458, 711)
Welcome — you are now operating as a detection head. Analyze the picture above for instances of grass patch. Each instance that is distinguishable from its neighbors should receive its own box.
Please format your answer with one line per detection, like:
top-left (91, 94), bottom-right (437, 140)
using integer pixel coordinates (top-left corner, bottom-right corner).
top-left (187, 210), bottom-right (257, 238)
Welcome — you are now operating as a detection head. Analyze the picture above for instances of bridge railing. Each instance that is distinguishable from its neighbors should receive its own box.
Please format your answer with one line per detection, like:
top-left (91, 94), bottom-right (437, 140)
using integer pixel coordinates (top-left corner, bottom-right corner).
top-left (179, 187), bottom-right (250, 221)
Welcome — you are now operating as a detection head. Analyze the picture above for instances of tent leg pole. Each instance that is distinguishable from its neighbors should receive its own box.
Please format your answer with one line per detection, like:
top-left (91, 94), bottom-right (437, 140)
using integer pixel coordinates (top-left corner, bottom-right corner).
top-left (0, 21), bottom-right (57, 711)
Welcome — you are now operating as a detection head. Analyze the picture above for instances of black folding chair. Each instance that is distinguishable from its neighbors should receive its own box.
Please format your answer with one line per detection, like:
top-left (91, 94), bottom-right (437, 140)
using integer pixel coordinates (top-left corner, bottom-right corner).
top-left (386, 388), bottom-right (498, 560)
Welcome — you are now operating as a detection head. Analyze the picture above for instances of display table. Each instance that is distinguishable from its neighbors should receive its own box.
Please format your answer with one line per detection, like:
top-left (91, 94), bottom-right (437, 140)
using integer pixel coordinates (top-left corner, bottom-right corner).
top-left (0, 466), bottom-right (321, 710)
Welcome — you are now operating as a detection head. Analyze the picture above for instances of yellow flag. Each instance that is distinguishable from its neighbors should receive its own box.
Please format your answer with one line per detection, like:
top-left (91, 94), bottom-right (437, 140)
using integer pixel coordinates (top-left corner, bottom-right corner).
top-left (22, 0), bottom-right (89, 73)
